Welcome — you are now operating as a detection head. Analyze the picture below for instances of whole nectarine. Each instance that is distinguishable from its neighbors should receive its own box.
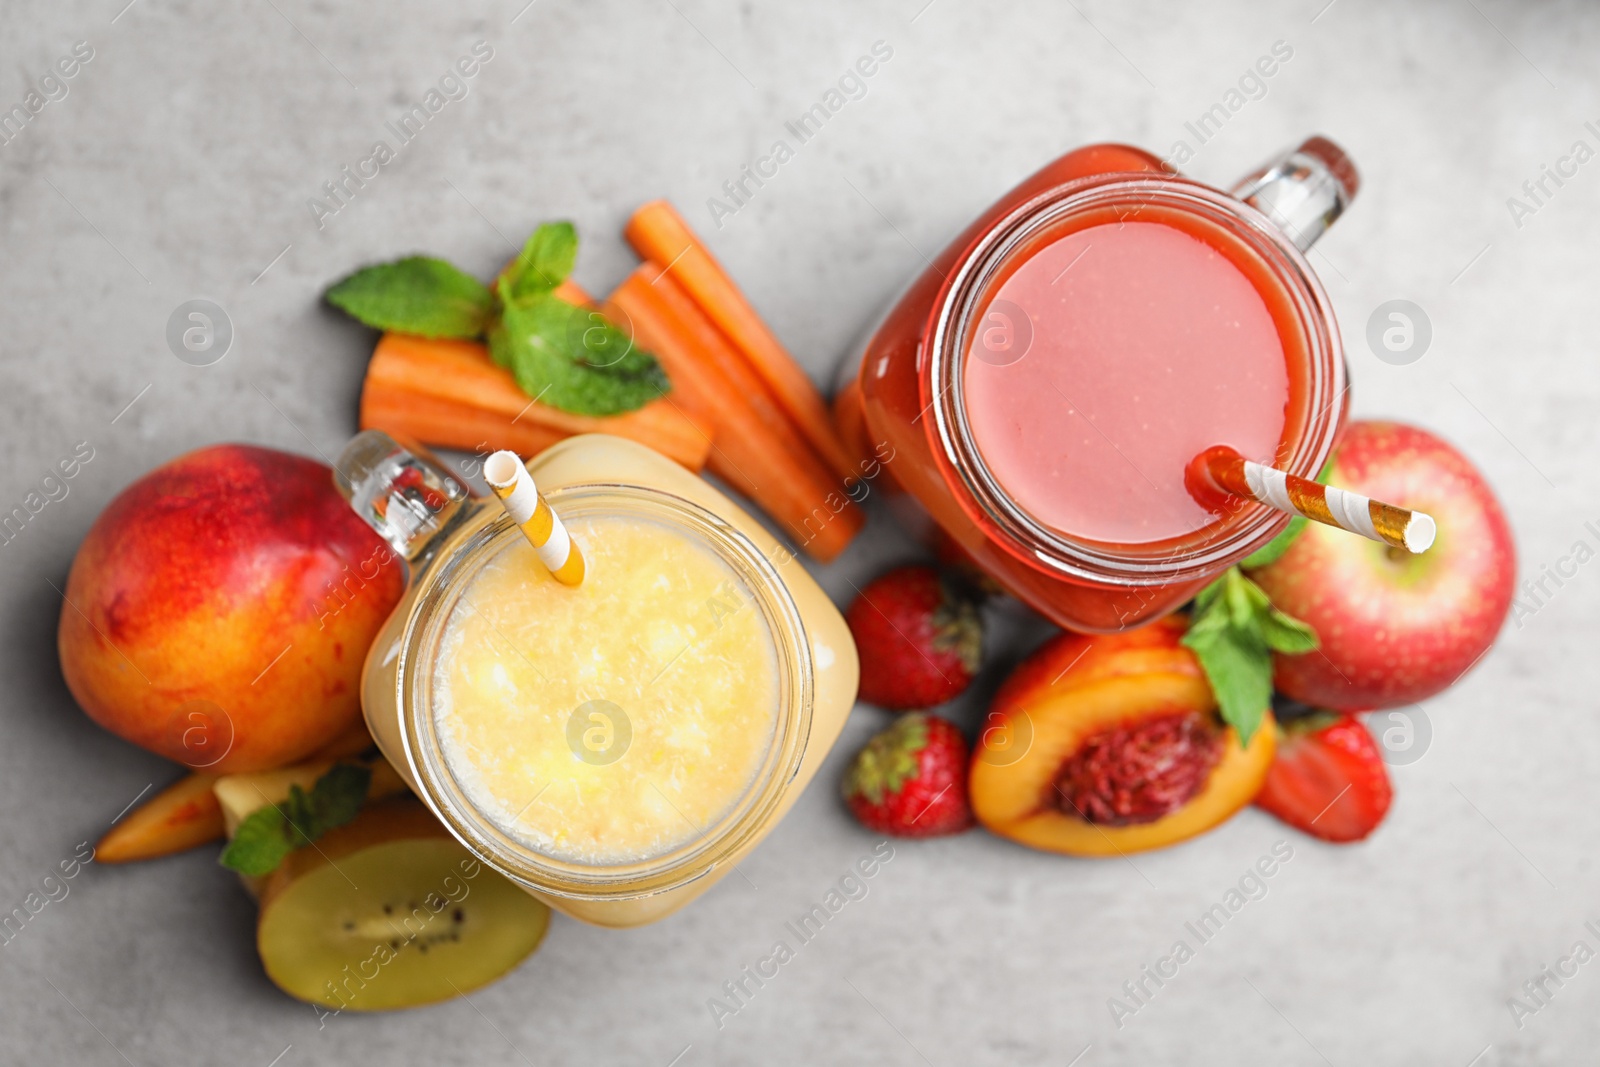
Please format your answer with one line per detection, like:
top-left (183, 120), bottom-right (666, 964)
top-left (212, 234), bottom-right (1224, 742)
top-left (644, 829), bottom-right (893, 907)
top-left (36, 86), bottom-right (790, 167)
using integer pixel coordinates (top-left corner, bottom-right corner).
top-left (58, 444), bottom-right (403, 773)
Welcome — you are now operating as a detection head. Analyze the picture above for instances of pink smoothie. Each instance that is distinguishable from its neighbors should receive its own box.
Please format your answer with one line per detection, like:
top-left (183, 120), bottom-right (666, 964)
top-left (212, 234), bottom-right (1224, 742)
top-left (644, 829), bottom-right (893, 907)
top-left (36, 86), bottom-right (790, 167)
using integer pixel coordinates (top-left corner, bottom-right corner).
top-left (962, 220), bottom-right (1290, 545)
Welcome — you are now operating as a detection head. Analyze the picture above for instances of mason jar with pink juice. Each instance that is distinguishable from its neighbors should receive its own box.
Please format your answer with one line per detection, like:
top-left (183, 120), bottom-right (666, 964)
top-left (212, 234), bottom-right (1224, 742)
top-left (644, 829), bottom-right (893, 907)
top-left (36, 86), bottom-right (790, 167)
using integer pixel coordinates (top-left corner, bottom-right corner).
top-left (837, 137), bottom-right (1358, 632)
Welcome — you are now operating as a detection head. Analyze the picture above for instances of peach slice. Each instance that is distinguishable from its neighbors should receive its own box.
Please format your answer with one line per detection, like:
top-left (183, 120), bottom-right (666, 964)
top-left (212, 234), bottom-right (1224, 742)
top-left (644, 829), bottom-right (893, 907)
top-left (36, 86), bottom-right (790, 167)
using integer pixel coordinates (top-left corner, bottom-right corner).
top-left (971, 618), bottom-right (1274, 856)
top-left (96, 773), bottom-right (224, 863)
top-left (988, 615), bottom-right (1200, 709)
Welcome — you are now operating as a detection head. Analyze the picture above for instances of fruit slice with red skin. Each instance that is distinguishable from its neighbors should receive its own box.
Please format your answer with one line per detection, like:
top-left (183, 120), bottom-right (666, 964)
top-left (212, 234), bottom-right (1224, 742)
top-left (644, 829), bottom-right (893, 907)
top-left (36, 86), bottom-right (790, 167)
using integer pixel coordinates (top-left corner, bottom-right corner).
top-left (1255, 711), bottom-right (1392, 843)
top-left (971, 618), bottom-right (1274, 856)
top-left (257, 798), bottom-right (550, 1011)
top-left (973, 672), bottom-right (1273, 855)
top-left (1252, 421), bottom-right (1516, 710)
top-left (843, 713), bottom-right (974, 837)
top-left (989, 616), bottom-right (1195, 711)
top-left (847, 565), bottom-right (983, 710)
top-left (97, 773), bottom-right (223, 863)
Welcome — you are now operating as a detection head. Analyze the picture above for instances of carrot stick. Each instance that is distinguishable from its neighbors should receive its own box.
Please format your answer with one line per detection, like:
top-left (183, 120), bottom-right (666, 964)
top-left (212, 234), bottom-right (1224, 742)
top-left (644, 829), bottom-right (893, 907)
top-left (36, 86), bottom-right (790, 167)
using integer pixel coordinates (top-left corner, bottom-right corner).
top-left (357, 277), bottom-right (712, 469)
top-left (624, 201), bottom-right (858, 483)
top-left (616, 266), bottom-right (821, 474)
top-left (609, 264), bottom-right (864, 562)
top-left (552, 279), bottom-right (590, 305)
top-left (364, 376), bottom-right (588, 461)
top-left (97, 773), bottom-right (224, 863)
top-left (360, 334), bottom-right (713, 470)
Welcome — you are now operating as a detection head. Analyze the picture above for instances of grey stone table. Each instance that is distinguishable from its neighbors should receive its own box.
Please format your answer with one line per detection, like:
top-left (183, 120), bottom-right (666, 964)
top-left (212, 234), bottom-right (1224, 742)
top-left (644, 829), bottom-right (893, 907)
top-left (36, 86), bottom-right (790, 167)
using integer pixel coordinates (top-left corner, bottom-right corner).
top-left (1, 1), bottom-right (1592, 1063)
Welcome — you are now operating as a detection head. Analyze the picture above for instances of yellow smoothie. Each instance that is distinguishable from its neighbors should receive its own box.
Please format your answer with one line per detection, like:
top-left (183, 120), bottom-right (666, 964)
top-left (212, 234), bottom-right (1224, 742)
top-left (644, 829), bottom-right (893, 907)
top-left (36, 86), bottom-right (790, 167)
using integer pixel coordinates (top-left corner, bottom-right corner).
top-left (431, 511), bottom-right (780, 866)
top-left (355, 433), bottom-right (860, 927)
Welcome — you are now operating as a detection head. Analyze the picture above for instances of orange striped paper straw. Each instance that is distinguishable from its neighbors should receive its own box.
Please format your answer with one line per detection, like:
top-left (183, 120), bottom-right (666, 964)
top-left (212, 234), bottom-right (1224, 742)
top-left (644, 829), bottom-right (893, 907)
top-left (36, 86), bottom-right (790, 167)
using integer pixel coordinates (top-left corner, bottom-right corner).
top-left (481, 452), bottom-right (586, 586)
top-left (1195, 445), bottom-right (1436, 554)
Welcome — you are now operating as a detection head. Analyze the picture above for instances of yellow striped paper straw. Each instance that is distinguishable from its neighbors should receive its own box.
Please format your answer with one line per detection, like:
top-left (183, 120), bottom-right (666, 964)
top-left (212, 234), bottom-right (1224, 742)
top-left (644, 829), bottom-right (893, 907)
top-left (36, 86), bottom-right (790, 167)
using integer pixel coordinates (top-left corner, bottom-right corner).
top-left (1197, 445), bottom-right (1436, 554)
top-left (481, 451), bottom-right (586, 586)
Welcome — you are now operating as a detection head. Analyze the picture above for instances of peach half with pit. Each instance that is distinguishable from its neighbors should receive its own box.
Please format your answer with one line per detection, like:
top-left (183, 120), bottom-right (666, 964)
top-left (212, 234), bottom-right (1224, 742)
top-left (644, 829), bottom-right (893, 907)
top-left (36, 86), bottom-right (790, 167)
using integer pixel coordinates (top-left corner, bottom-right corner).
top-left (970, 618), bottom-right (1274, 856)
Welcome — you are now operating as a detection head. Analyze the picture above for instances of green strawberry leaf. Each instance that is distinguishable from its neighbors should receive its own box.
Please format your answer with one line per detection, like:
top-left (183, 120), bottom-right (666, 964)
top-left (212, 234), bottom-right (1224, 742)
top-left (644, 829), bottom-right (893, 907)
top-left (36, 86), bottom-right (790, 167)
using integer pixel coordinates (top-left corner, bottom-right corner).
top-left (843, 714), bottom-right (929, 805)
top-left (325, 256), bottom-right (493, 339)
top-left (219, 763), bottom-right (372, 876)
top-left (1181, 568), bottom-right (1319, 747)
top-left (930, 579), bottom-right (984, 674)
top-left (489, 293), bottom-right (670, 416)
top-left (501, 221), bottom-right (578, 303)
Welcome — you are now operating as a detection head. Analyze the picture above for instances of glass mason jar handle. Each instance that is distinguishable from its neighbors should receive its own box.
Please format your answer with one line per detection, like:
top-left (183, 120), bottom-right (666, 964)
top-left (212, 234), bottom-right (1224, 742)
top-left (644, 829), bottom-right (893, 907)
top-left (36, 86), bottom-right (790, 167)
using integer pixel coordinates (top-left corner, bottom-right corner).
top-left (1230, 135), bottom-right (1359, 251)
top-left (332, 430), bottom-right (471, 561)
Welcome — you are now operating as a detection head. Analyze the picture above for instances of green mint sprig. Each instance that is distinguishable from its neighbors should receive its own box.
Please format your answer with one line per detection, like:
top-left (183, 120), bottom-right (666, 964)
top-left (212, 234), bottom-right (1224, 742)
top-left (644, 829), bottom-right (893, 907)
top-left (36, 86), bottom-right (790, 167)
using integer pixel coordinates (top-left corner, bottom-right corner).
top-left (324, 221), bottom-right (670, 417)
top-left (325, 256), bottom-right (493, 340)
top-left (1181, 567), bottom-right (1318, 747)
top-left (490, 296), bottom-right (670, 416)
top-left (219, 763), bottom-right (372, 877)
top-left (499, 219), bottom-right (578, 302)
top-left (487, 224), bottom-right (669, 415)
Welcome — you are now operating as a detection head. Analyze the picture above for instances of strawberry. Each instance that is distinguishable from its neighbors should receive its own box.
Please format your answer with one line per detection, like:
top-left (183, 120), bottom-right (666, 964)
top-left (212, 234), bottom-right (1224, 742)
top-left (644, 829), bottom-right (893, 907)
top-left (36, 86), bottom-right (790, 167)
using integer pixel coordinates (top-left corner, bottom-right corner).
top-left (843, 713), bottom-right (973, 837)
top-left (1254, 710), bottom-right (1392, 842)
top-left (846, 565), bottom-right (983, 710)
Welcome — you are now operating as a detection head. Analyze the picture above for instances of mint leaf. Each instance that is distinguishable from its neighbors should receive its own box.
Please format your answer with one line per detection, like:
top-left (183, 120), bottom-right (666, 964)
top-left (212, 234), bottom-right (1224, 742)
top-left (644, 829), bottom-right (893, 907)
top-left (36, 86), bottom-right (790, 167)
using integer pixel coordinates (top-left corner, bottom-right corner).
top-left (1189, 574), bottom-right (1227, 618)
top-left (326, 257), bottom-right (493, 339)
top-left (1184, 622), bottom-right (1270, 748)
top-left (219, 763), bottom-right (373, 876)
top-left (528, 296), bottom-right (662, 377)
top-left (1225, 568), bottom-right (1258, 627)
top-left (489, 294), bottom-right (670, 416)
top-left (1234, 571), bottom-right (1319, 653)
top-left (501, 221), bottom-right (578, 302)
top-left (306, 763), bottom-right (370, 828)
top-left (219, 805), bottom-right (305, 877)
top-left (1259, 608), bottom-right (1319, 654)
top-left (1239, 515), bottom-right (1307, 570)
top-left (1181, 568), bottom-right (1319, 747)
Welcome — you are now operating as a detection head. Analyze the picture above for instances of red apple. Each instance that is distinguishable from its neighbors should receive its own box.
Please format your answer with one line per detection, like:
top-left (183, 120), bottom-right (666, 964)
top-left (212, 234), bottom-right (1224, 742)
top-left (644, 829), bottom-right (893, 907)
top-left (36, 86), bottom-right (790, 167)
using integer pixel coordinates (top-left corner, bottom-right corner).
top-left (1252, 421), bottom-right (1515, 710)
top-left (58, 444), bottom-right (404, 773)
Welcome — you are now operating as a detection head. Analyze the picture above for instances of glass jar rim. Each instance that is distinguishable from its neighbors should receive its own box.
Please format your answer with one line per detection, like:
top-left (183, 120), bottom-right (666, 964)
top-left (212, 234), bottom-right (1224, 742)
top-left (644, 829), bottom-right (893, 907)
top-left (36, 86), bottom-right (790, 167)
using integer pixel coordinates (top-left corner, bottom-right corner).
top-left (927, 173), bottom-right (1347, 587)
top-left (396, 482), bottom-right (815, 900)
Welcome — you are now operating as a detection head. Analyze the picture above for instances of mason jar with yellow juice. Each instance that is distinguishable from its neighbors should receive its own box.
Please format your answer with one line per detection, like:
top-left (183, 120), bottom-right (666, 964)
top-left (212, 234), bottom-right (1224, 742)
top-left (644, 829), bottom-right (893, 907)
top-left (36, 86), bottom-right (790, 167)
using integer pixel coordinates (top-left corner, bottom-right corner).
top-left (333, 431), bottom-right (858, 927)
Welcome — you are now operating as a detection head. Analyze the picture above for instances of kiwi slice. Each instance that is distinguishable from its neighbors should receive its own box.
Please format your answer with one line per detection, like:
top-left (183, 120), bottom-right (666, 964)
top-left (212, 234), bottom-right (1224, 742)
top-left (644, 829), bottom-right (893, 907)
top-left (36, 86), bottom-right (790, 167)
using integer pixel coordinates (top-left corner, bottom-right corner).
top-left (257, 797), bottom-right (550, 1011)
